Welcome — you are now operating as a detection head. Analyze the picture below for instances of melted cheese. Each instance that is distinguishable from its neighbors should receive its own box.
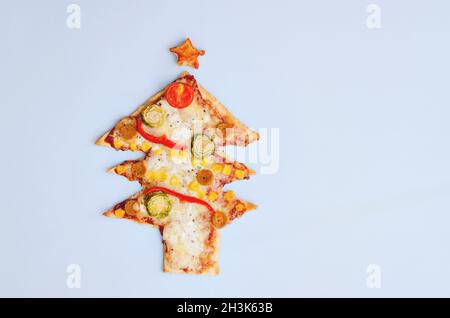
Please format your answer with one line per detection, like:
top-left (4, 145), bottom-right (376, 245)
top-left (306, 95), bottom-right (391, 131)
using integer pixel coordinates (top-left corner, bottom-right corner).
top-left (141, 98), bottom-right (212, 148)
top-left (157, 198), bottom-right (213, 272)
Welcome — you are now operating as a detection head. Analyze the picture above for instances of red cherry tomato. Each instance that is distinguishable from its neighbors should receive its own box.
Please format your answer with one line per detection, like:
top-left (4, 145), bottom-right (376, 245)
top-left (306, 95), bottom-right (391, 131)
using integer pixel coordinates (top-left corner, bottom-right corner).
top-left (165, 82), bottom-right (194, 109)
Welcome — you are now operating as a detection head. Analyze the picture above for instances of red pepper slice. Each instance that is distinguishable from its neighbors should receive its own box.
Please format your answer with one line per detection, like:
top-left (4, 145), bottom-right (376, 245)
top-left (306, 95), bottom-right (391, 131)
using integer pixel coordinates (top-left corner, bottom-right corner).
top-left (144, 186), bottom-right (215, 214)
top-left (136, 117), bottom-right (184, 149)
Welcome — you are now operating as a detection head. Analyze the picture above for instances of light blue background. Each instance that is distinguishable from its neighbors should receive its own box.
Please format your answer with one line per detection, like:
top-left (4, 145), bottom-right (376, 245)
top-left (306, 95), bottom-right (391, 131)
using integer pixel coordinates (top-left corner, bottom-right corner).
top-left (1, 0), bottom-right (449, 297)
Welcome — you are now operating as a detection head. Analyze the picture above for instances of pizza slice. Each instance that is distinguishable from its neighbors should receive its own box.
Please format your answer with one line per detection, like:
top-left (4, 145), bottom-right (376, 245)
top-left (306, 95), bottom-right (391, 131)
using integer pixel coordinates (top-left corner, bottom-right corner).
top-left (95, 72), bottom-right (259, 153)
top-left (103, 186), bottom-right (255, 274)
top-left (108, 148), bottom-right (254, 190)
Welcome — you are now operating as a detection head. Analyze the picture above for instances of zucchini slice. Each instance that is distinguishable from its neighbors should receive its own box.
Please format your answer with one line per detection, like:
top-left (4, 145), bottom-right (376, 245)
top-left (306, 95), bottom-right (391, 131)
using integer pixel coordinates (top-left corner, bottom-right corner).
top-left (144, 192), bottom-right (172, 219)
top-left (191, 134), bottom-right (215, 159)
top-left (141, 105), bottom-right (166, 128)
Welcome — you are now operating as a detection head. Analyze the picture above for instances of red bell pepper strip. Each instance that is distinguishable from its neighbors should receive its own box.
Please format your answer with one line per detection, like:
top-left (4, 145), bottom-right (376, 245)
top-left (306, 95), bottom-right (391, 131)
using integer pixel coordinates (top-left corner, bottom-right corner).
top-left (144, 186), bottom-right (215, 214)
top-left (136, 117), bottom-right (185, 149)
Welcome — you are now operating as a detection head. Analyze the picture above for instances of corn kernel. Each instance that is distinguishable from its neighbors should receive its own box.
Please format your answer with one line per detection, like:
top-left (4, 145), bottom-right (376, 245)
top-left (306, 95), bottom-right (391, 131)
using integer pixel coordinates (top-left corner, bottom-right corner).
top-left (113, 139), bottom-right (123, 149)
top-left (170, 149), bottom-right (186, 160)
top-left (116, 165), bottom-right (127, 174)
top-left (145, 170), bottom-right (156, 181)
top-left (129, 142), bottom-right (137, 151)
top-left (191, 158), bottom-right (201, 168)
top-left (235, 203), bottom-right (245, 212)
top-left (211, 164), bottom-right (222, 173)
top-left (200, 158), bottom-right (208, 167)
top-left (155, 169), bottom-right (167, 182)
top-left (114, 208), bottom-right (125, 218)
top-left (154, 148), bottom-right (163, 155)
top-left (234, 169), bottom-right (245, 180)
top-left (141, 142), bottom-right (151, 152)
top-left (224, 190), bottom-right (235, 202)
top-left (188, 181), bottom-right (200, 192)
top-left (170, 176), bottom-right (180, 187)
top-left (222, 165), bottom-right (232, 175)
top-left (196, 190), bottom-right (205, 200)
top-left (208, 191), bottom-right (218, 202)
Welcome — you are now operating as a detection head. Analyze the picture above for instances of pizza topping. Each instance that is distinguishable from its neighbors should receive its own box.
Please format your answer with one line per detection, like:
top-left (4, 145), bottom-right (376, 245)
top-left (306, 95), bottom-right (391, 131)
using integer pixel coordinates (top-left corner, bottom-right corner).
top-left (221, 164), bottom-right (232, 176)
top-left (144, 192), bottom-right (172, 219)
top-left (234, 169), bottom-right (246, 179)
top-left (144, 186), bottom-right (215, 214)
top-left (224, 190), bottom-right (235, 202)
top-left (211, 211), bottom-right (227, 228)
top-left (188, 180), bottom-right (200, 192)
top-left (115, 165), bottom-right (127, 174)
top-left (191, 134), bottom-right (215, 159)
top-left (169, 175), bottom-right (180, 187)
top-left (169, 38), bottom-right (205, 69)
top-left (207, 191), bottom-right (218, 202)
top-left (141, 105), bottom-right (166, 128)
top-left (136, 117), bottom-right (183, 149)
top-left (113, 139), bottom-right (123, 149)
top-left (211, 163), bottom-right (222, 173)
top-left (124, 199), bottom-right (139, 216)
top-left (235, 201), bottom-right (246, 212)
top-left (117, 121), bottom-right (137, 140)
top-left (165, 82), bottom-right (194, 109)
top-left (129, 142), bottom-right (138, 151)
top-left (140, 142), bottom-right (152, 152)
top-left (196, 169), bottom-right (213, 186)
top-left (131, 161), bottom-right (146, 178)
top-left (114, 208), bottom-right (126, 218)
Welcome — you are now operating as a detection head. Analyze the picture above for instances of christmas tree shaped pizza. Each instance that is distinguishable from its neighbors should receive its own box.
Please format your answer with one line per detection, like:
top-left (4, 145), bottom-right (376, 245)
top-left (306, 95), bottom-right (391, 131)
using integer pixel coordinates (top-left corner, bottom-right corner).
top-left (96, 40), bottom-right (259, 274)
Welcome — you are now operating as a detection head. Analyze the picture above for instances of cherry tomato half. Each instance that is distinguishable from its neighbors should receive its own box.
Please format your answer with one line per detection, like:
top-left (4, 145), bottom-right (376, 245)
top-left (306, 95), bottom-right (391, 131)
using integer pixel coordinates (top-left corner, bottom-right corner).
top-left (165, 82), bottom-right (194, 109)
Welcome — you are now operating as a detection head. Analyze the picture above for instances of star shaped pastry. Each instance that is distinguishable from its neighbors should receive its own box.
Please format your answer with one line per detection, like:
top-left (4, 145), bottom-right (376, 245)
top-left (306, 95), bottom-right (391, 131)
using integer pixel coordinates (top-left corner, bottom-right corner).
top-left (170, 38), bottom-right (205, 69)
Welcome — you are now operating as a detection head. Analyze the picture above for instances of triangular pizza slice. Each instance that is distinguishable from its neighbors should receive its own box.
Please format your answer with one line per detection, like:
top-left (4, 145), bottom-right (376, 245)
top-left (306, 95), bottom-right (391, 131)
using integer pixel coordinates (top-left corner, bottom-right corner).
top-left (96, 72), bottom-right (259, 153)
top-left (108, 147), bottom-right (254, 190)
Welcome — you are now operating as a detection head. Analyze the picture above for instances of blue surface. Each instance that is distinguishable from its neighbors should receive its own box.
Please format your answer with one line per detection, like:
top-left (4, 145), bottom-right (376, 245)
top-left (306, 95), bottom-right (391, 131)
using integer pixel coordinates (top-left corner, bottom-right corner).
top-left (1, 0), bottom-right (450, 297)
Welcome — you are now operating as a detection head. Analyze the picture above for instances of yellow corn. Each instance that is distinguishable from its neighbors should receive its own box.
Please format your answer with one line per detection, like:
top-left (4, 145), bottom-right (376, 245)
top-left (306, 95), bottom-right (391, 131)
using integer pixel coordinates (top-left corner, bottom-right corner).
top-left (208, 191), bottom-right (218, 202)
top-left (113, 139), bottom-right (123, 149)
top-left (235, 203), bottom-right (245, 212)
top-left (170, 176), bottom-right (180, 187)
top-left (224, 190), bottom-right (235, 202)
top-left (211, 163), bottom-right (222, 173)
top-left (129, 142), bottom-right (137, 151)
top-left (234, 169), bottom-right (245, 180)
top-left (170, 149), bottom-right (186, 160)
top-left (155, 169), bottom-right (167, 182)
top-left (196, 190), bottom-right (205, 200)
top-left (188, 181), bottom-right (200, 192)
top-left (145, 170), bottom-right (156, 181)
top-left (222, 165), bottom-right (232, 175)
top-left (141, 142), bottom-right (151, 152)
top-left (116, 165), bottom-right (127, 174)
top-left (191, 158), bottom-right (201, 167)
top-left (154, 148), bottom-right (163, 155)
top-left (114, 208), bottom-right (125, 218)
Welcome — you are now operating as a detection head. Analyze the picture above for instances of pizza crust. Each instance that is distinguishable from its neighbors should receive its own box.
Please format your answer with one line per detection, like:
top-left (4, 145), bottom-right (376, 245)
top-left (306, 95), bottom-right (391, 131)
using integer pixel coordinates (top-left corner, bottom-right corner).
top-left (197, 82), bottom-right (260, 145)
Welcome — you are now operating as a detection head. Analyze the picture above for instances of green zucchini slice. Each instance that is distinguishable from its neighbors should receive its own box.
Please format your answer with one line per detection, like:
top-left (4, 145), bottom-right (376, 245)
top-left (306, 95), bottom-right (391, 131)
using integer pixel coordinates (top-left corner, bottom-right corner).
top-left (191, 134), bottom-right (215, 159)
top-left (141, 105), bottom-right (166, 128)
top-left (144, 192), bottom-right (172, 219)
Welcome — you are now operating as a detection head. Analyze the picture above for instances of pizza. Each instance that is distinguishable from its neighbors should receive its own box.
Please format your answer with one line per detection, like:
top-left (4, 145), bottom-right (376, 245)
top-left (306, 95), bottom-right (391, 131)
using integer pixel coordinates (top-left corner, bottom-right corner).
top-left (97, 72), bottom-right (258, 274)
